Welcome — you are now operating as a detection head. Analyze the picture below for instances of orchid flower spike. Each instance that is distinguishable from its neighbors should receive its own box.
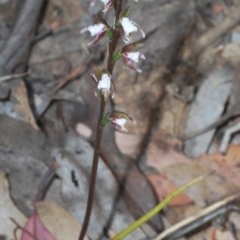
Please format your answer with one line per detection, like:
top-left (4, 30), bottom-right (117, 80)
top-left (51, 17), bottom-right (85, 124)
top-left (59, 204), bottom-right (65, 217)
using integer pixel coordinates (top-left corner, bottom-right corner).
top-left (119, 17), bottom-right (145, 43)
top-left (80, 23), bottom-right (107, 46)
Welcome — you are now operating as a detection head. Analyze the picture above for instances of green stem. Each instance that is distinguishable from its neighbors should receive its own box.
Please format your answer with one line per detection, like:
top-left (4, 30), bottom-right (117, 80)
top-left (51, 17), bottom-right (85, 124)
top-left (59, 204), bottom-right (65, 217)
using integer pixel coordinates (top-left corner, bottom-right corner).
top-left (78, 96), bottom-right (106, 240)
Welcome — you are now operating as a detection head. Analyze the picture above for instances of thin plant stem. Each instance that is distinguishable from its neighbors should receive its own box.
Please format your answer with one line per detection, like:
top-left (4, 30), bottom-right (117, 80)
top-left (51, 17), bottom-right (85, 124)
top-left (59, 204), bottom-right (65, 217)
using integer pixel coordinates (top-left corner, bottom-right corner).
top-left (78, 96), bottom-right (106, 240)
top-left (78, 2), bottom-right (122, 239)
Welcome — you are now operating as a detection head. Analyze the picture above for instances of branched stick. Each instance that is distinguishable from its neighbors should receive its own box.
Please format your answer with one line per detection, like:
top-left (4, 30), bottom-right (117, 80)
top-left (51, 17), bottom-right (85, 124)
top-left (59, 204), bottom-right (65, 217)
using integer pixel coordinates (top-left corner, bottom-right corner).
top-left (0, 0), bottom-right (46, 71)
top-left (185, 5), bottom-right (240, 60)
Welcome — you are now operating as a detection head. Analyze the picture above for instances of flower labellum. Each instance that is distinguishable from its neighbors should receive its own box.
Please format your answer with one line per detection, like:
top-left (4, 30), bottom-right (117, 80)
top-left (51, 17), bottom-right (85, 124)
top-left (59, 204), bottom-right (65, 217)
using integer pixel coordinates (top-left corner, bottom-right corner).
top-left (98, 73), bottom-right (111, 100)
top-left (112, 118), bottom-right (128, 132)
top-left (122, 51), bottom-right (145, 72)
top-left (98, 73), bottom-right (111, 90)
top-left (91, 71), bottom-right (115, 100)
top-left (120, 17), bottom-right (145, 43)
top-left (109, 111), bottom-right (134, 133)
top-left (80, 23), bottom-right (107, 46)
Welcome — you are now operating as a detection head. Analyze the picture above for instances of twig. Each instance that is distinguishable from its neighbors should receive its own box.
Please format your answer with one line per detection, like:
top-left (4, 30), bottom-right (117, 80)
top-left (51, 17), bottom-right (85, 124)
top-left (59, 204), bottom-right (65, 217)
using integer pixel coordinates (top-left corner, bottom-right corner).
top-left (11, 218), bottom-right (40, 240)
top-left (181, 67), bottom-right (240, 142)
top-left (0, 0), bottom-right (46, 71)
top-left (180, 109), bottom-right (240, 141)
top-left (34, 161), bottom-right (59, 202)
top-left (54, 64), bottom-right (88, 93)
top-left (219, 122), bottom-right (240, 154)
top-left (34, 25), bottom-right (72, 43)
top-left (185, 5), bottom-right (240, 60)
top-left (0, 72), bottom-right (29, 84)
top-left (154, 193), bottom-right (240, 240)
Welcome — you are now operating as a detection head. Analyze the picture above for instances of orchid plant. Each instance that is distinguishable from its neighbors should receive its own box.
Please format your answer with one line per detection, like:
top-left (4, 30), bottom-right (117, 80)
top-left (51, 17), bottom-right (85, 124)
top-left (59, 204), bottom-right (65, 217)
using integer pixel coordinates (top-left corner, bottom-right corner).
top-left (78, 1), bottom-right (145, 239)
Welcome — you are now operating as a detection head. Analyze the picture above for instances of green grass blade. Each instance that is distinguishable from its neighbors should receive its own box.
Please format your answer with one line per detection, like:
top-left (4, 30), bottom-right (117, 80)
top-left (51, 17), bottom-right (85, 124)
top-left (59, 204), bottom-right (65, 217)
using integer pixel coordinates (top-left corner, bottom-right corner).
top-left (111, 175), bottom-right (205, 240)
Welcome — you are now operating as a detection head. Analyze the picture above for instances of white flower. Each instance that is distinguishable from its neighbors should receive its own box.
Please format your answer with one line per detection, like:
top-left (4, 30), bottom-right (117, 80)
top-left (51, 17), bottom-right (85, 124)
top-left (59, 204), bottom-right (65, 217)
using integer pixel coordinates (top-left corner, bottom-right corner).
top-left (120, 17), bottom-right (145, 43)
top-left (122, 51), bottom-right (145, 73)
top-left (91, 72), bottom-right (115, 100)
top-left (97, 73), bottom-right (112, 100)
top-left (126, 52), bottom-right (144, 62)
top-left (112, 118), bottom-right (128, 132)
top-left (80, 23), bottom-right (107, 45)
top-left (109, 111), bottom-right (134, 133)
top-left (97, 73), bottom-right (111, 91)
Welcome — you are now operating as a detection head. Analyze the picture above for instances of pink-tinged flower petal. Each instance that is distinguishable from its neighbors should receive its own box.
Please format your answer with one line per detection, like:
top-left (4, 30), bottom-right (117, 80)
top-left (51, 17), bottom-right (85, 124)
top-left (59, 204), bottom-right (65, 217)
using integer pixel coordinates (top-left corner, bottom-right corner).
top-left (120, 17), bottom-right (145, 43)
top-left (109, 111), bottom-right (134, 133)
top-left (90, 0), bottom-right (113, 13)
top-left (80, 23), bottom-right (107, 46)
top-left (91, 73), bottom-right (98, 84)
top-left (80, 23), bottom-right (104, 36)
top-left (90, 0), bottom-right (96, 6)
top-left (112, 118), bottom-right (128, 132)
top-left (122, 51), bottom-right (145, 73)
top-left (21, 211), bottom-right (56, 240)
top-left (91, 73), bottom-right (99, 97)
top-left (102, 0), bottom-right (113, 13)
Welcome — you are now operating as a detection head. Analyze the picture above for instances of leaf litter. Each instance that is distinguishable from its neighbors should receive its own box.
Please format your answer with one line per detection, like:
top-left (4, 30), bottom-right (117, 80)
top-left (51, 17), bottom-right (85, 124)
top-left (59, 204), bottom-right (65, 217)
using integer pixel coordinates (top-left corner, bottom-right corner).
top-left (2, 0), bottom-right (240, 240)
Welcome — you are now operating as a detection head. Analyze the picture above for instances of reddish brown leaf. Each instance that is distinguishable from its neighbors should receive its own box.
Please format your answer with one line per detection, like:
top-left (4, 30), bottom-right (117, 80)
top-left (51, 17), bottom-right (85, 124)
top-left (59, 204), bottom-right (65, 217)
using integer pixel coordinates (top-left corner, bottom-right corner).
top-left (147, 173), bottom-right (192, 206)
top-left (212, 4), bottom-right (225, 14)
top-left (50, 21), bottom-right (60, 31)
top-left (146, 142), bottom-right (189, 171)
top-left (197, 145), bottom-right (240, 189)
top-left (210, 227), bottom-right (235, 240)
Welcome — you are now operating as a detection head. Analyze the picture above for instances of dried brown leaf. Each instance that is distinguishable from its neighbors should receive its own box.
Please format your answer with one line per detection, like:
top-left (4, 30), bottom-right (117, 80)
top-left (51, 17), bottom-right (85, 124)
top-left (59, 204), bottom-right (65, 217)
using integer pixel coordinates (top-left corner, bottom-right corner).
top-left (36, 201), bottom-right (89, 240)
top-left (0, 171), bottom-right (26, 239)
top-left (11, 80), bottom-right (38, 130)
